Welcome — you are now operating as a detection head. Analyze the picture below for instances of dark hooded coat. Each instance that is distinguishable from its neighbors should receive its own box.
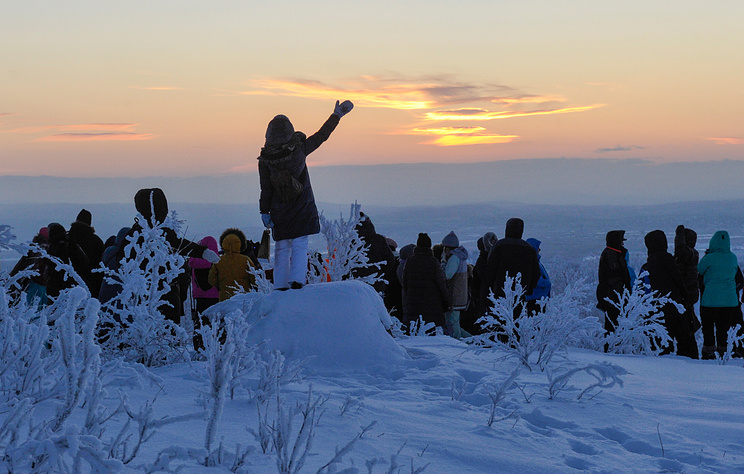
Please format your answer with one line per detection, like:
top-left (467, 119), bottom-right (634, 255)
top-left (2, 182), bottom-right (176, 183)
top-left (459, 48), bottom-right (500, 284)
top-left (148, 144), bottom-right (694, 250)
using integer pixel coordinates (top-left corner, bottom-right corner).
top-left (44, 223), bottom-right (90, 299)
top-left (258, 114), bottom-right (340, 241)
top-left (69, 219), bottom-right (105, 298)
top-left (402, 246), bottom-right (450, 328)
top-left (642, 230), bottom-right (688, 316)
top-left (130, 188), bottom-right (207, 322)
top-left (674, 226), bottom-right (700, 305)
top-left (596, 230), bottom-right (632, 313)
top-left (486, 218), bottom-right (540, 299)
top-left (351, 213), bottom-right (395, 293)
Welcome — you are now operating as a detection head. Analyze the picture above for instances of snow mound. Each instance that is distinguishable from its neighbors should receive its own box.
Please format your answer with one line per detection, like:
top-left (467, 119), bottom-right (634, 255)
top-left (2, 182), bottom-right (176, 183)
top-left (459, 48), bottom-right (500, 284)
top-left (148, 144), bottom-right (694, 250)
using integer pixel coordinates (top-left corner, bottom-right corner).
top-left (205, 280), bottom-right (409, 373)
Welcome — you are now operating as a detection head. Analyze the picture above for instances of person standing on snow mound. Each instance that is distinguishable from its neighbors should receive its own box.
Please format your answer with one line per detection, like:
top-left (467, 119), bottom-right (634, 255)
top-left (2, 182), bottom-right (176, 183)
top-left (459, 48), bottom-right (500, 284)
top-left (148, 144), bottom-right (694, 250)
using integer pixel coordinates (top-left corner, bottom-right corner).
top-left (258, 100), bottom-right (354, 290)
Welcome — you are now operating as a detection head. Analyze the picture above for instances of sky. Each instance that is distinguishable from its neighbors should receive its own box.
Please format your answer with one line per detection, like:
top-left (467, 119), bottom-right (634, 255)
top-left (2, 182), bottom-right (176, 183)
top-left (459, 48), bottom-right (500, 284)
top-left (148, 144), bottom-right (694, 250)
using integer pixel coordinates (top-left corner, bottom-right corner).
top-left (1, 1), bottom-right (743, 178)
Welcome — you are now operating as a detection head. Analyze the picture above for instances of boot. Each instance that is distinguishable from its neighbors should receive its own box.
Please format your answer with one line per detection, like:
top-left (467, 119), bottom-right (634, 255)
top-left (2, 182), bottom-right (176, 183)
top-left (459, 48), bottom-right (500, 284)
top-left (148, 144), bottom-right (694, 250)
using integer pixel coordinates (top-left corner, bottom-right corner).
top-left (701, 345), bottom-right (717, 360)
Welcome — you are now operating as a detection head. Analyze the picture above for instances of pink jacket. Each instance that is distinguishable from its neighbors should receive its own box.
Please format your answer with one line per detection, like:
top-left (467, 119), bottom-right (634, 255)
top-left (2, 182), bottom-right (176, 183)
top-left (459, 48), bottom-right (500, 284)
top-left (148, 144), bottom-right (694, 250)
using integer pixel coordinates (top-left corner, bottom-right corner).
top-left (190, 236), bottom-right (219, 299)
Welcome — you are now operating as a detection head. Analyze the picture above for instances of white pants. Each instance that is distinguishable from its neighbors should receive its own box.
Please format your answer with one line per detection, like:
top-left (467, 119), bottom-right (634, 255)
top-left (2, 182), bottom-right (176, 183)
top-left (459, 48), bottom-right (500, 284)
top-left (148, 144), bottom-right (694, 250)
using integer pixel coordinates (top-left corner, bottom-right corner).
top-left (273, 236), bottom-right (309, 289)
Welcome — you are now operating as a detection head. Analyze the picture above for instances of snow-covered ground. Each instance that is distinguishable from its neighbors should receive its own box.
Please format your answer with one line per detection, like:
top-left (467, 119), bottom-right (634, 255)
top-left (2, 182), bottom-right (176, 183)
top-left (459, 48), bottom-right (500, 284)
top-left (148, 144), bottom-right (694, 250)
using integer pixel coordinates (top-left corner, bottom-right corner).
top-left (69, 281), bottom-right (744, 473)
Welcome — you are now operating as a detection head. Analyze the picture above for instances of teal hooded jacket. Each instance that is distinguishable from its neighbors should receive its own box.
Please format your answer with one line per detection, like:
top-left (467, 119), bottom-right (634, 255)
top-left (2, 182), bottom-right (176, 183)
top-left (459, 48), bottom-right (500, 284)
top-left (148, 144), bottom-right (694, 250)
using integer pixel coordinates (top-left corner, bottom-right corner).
top-left (698, 230), bottom-right (740, 308)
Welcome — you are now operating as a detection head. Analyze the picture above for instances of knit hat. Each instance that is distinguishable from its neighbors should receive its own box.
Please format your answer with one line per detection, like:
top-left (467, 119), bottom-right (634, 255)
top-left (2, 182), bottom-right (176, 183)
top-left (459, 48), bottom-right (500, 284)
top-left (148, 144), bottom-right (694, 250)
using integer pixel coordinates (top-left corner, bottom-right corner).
top-left (399, 243), bottom-right (415, 260)
top-left (76, 209), bottom-right (92, 226)
top-left (504, 218), bottom-right (524, 239)
top-left (265, 114), bottom-right (295, 146)
top-left (441, 231), bottom-right (459, 248)
top-left (38, 227), bottom-right (49, 240)
top-left (416, 233), bottom-right (432, 248)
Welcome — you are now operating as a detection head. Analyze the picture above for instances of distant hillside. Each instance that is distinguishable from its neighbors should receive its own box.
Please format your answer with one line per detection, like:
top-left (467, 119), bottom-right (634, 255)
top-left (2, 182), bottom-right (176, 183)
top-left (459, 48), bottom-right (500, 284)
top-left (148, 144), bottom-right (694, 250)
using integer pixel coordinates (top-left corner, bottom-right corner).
top-left (2, 158), bottom-right (743, 207)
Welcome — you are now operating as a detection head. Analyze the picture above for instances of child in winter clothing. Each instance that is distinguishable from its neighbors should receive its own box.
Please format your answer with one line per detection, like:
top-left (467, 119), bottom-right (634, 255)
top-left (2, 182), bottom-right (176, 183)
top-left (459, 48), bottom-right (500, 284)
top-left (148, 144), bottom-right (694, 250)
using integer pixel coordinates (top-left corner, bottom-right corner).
top-left (190, 236), bottom-right (220, 350)
top-left (208, 229), bottom-right (257, 302)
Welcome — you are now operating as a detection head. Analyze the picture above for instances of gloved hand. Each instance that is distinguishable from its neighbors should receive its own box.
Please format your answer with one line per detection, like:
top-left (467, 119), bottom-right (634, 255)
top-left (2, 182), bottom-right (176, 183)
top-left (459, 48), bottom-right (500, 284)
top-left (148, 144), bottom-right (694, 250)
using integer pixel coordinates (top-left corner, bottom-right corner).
top-left (333, 100), bottom-right (354, 118)
top-left (261, 213), bottom-right (274, 229)
top-left (202, 249), bottom-right (220, 264)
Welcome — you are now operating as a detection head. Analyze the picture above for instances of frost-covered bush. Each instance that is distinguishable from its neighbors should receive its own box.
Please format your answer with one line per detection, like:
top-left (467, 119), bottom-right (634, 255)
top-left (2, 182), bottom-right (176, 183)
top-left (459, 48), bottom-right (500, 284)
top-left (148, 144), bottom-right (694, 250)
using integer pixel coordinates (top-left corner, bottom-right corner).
top-left (308, 202), bottom-right (383, 287)
top-left (0, 287), bottom-right (124, 472)
top-left (97, 213), bottom-right (189, 366)
top-left (547, 362), bottom-right (628, 400)
top-left (474, 275), bottom-right (601, 370)
top-left (602, 272), bottom-right (673, 356)
top-left (0, 224), bottom-right (15, 250)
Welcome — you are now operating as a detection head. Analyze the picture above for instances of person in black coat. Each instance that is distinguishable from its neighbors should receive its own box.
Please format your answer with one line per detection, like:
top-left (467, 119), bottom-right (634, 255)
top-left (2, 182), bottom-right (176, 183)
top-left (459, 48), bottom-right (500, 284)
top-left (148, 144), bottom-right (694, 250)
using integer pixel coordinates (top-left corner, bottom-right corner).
top-left (130, 188), bottom-right (218, 324)
top-left (352, 212), bottom-right (395, 294)
top-left (44, 222), bottom-right (90, 300)
top-left (68, 209), bottom-right (105, 298)
top-left (596, 230), bottom-right (632, 337)
top-left (485, 219), bottom-right (539, 310)
top-left (642, 230), bottom-right (698, 358)
top-left (258, 100), bottom-right (353, 290)
top-left (402, 233), bottom-right (450, 331)
top-left (472, 232), bottom-right (497, 326)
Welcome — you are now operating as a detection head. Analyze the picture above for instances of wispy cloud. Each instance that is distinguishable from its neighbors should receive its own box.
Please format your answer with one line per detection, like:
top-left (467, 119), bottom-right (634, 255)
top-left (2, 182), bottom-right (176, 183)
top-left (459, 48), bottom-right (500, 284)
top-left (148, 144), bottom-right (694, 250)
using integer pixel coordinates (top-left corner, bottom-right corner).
top-left (424, 105), bottom-right (605, 121)
top-left (594, 145), bottom-right (647, 153)
top-left (241, 75), bottom-right (603, 147)
top-left (36, 132), bottom-right (154, 142)
top-left (707, 137), bottom-right (744, 145)
top-left (3, 122), bottom-right (156, 142)
top-left (5, 123), bottom-right (140, 134)
top-left (407, 126), bottom-right (519, 147)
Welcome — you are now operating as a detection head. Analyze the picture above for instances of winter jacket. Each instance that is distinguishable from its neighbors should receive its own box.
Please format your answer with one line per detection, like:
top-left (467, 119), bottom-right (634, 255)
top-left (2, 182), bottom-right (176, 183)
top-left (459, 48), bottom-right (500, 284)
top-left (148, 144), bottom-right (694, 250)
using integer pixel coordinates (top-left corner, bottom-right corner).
top-left (131, 188), bottom-right (207, 321)
top-left (258, 114), bottom-right (340, 241)
top-left (68, 220), bottom-right (105, 298)
top-left (208, 233), bottom-right (256, 302)
top-left (443, 246), bottom-right (469, 310)
top-left (402, 246), bottom-right (450, 327)
top-left (190, 236), bottom-right (219, 300)
top-left (642, 230), bottom-right (687, 317)
top-left (698, 230), bottom-right (739, 308)
top-left (525, 238), bottom-right (551, 301)
top-left (44, 223), bottom-right (90, 299)
top-left (596, 230), bottom-right (631, 311)
top-left (351, 214), bottom-right (395, 293)
top-left (486, 218), bottom-right (540, 298)
top-left (98, 226), bottom-right (131, 304)
top-left (674, 226), bottom-right (700, 305)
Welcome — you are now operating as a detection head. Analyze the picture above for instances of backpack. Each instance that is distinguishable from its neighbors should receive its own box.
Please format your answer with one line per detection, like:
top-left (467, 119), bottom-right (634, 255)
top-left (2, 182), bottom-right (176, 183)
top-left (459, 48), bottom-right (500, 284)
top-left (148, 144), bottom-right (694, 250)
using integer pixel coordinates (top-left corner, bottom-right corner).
top-left (269, 166), bottom-right (304, 202)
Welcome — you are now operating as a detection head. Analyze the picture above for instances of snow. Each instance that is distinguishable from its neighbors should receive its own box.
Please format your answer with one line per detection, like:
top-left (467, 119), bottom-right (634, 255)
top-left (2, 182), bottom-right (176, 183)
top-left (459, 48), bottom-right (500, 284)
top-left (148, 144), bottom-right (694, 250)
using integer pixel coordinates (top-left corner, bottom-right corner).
top-left (3, 235), bottom-right (744, 472)
top-left (40, 282), bottom-right (742, 472)
top-left (205, 281), bottom-right (404, 374)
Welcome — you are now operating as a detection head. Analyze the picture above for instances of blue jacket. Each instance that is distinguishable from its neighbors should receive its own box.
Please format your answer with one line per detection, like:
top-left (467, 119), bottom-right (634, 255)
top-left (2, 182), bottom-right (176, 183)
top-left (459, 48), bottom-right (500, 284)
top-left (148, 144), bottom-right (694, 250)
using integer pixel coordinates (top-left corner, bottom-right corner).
top-left (525, 238), bottom-right (551, 301)
top-left (698, 230), bottom-right (739, 308)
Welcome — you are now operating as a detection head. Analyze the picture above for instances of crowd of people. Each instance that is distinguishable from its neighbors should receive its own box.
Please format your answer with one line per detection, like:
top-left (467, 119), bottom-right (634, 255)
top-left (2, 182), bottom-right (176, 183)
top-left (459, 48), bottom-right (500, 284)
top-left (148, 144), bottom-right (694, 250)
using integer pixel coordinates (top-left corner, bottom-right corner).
top-left (5, 99), bottom-right (744, 362)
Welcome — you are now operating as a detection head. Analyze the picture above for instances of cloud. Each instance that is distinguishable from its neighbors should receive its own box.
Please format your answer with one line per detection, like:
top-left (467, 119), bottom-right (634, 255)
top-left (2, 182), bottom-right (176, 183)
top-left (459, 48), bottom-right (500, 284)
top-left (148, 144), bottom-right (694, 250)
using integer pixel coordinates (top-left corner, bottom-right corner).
top-left (594, 145), bottom-right (647, 153)
top-left (2, 122), bottom-right (155, 142)
top-left (241, 75), bottom-right (603, 147)
top-left (35, 132), bottom-right (155, 142)
top-left (240, 76), bottom-right (528, 110)
top-left (707, 137), bottom-right (744, 145)
top-left (5, 123), bottom-right (140, 134)
top-left (424, 104), bottom-right (605, 121)
top-left (406, 126), bottom-right (518, 147)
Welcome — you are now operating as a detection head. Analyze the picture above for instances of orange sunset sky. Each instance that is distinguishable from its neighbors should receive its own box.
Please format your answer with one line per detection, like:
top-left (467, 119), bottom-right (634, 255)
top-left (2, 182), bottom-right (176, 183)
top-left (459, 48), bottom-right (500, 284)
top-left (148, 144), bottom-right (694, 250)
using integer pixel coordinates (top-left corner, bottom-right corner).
top-left (1, 1), bottom-right (742, 177)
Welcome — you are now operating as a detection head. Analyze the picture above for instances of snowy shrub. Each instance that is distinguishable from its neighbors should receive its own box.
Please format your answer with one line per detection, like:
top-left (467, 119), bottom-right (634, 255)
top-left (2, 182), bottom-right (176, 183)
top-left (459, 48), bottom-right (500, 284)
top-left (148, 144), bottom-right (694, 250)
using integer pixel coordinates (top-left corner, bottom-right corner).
top-left (716, 324), bottom-right (744, 366)
top-left (602, 272), bottom-right (674, 356)
top-left (97, 213), bottom-right (189, 366)
top-left (474, 275), bottom-right (600, 370)
top-left (309, 202), bottom-right (383, 287)
top-left (408, 315), bottom-right (437, 337)
top-left (0, 224), bottom-right (15, 251)
top-left (547, 362), bottom-right (628, 400)
top-left (484, 367), bottom-right (521, 427)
